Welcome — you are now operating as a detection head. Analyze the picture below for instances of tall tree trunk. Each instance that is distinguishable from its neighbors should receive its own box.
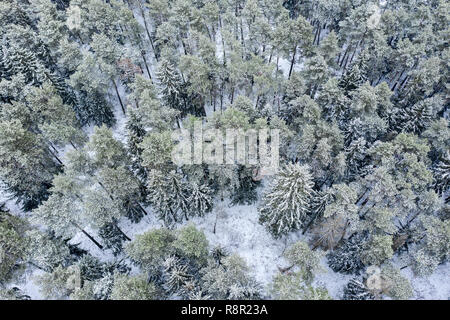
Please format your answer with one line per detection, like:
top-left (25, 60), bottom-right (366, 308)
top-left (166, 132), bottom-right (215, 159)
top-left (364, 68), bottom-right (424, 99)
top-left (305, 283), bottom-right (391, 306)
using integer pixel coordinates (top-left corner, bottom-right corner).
top-left (391, 68), bottom-right (406, 91)
top-left (47, 146), bottom-right (63, 165)
top-left (181, 39), bottom-right (189, 55)
top-left (70, 141), bottom-right (78, 150)
top-left (342, 50), bottom-right (352, 71)
top-left (339, 45), bottom-right (350, 67)
top-left (348, 42), bottom-right (359, 67)
top-left (317, 24), bottom-right (322, 45)
top-left (240, 18), bottom-right (245, 55)
top-left (399, 75), bottom-right (409, 90)
top-left (115, 224), bottom-right (131, 241)
top-left (288, 45), bottom-right (297, 79)
top-left (72, 222), bottom-right (104, 249)
top-left (355, 187), bottom-right (369, 205)
top-left (220, 81), bottom-right (224, 111)
top-left (139, 7), bottom-right (157, 62)
top-left (112, 80), bottom-right (126, 115)
top-left (313, 21), bottom-right (320, 45)
top-left (140, 51), bottom-right (152, 80)
top-left (137, 203), bottom-right (148, 216)
top-left (221, 31), bottom-right (226, 67)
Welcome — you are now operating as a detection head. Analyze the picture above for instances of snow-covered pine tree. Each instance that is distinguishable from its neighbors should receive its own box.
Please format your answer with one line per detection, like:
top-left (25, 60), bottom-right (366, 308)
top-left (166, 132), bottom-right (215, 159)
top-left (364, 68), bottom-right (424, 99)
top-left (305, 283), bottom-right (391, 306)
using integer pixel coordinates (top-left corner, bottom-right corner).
top-left (395, 99), bottom-right (433, 134)
top-left (303, 189), bottom-right (332, 234)
top-left (186, 182), bottom-right (213, 217)
top-left (412, 216), bottom-right (449, 276)
top-left (316, 77), bottom-right (349, 122)
top-left (34, 265), bottom-right (80, 299)
top-left (339, 63), bottom-right (367, 95)
top-left (146, 169), bottom-right (189, 225)
top-left (345, 137), bottom-right (369, 179)
top-left (0, 45), bottom-right (44, 86)
top-left (327, 232), bottom-right (368, 275)
top-left (230, 165), bottom-right (260, 205)
top-left (366, 264), bottom-right (414, 300)
top-left (0, 119), bottom-right (61, 210)
top-left (68, 52), bottom-right (115, 126)
top-left (87, 125), bottom-right (127, 169)
top-left (361, 234), bottom-right (394, 266)
top-left (343, 278), bottom-right (374, 300)
top-left (25, 82), bottom-right (86, 149)
top-left (81, 189), bottom-right (128, 240)
top-left (110, 273), bottom-right (159, 300)
top-left (25, 229), bottom-right (71, 272)
top-left (319, 30), bottom-right (339, 68)
top-left (302, 54), bottom-right (330, 97)
top-left (422, 118), bottom-right (450, 161)
top-left (259, 163), bottom-right (315, 238)
top-left (312, 183), bottom-right (359, 248)
top-left (173, 224), bottom-right (209, 266)
top-left (200, 254), bottom-right (261, 300)
top-left (98, 166), bottom-right (147, 223)
top-left (156, 58), bottom-right (182, 110)
top-left (162, 255), bottom-right (193, 296)
top-left (284, 241), bottom-right (323, 283)
top-left (98, 223), bottom-right (128, 256)
top-left (270, 271), bottom-right (331, 300)
top-left (0, 206), bottom-right (27, 283)
top-left (125, 105), bottom-right (148, 182)
top-left (125, 227), bottom-right (176, 272)
top-left (282, 71), bottom-right (307, 107)
top-left (432, 151), bottom-right (449, 197)
top-left (31, 193), bottom-right (104, 250)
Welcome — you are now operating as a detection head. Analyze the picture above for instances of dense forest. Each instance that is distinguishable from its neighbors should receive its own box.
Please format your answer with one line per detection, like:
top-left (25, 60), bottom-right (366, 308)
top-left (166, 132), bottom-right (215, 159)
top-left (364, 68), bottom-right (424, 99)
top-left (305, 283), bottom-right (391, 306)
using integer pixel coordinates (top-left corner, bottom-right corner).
top-left (0, 0), bottom-right (448, 300)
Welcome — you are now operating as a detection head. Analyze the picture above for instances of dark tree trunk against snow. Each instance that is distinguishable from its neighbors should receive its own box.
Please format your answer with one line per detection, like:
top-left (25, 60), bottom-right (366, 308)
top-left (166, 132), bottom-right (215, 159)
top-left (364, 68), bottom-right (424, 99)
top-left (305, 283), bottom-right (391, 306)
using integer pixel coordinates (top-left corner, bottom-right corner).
top-left (339, 45), bottom-right (350, 68)
top-left (115, 224), bottom-right (131, 241)
top-left (288, 45), bottom-right (297, 79)
top-left (181, 39), bottom-right (189, 56)
top-left (96, 180), bottom-right (115, 201)
top-left (46, 145), bottom-right (63, 165)
top-left (140, 51), bottom-right (152, 80)
top-left (138, 7), bottom-right (158, 62)
top-left (220, 81), bottom-right (224, 111)
top-left (70, 141), bottom-right (78, 150)
top-left (72, 222), bottom-right (104, 250)
top-left (112, 80), bottom-right (126, 115)
top-left (400, 75), bottom-right (409, 90)
top-left (240, 18), bottom-right (245, 55)
top-left (391, 68), bottom-right (406, 91)
top-left (342, 50), bottom-right (351, 71)
top-left (355, 188), bottom-right (369, 205)
top-left (137, 203), bottom-right (148, 216)
top-left (348, 41), bottom-right (360, 67)
top-left (313, 21), bottom-right (320, 45)
top-left (212, 90), bottom-right (217, 112)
